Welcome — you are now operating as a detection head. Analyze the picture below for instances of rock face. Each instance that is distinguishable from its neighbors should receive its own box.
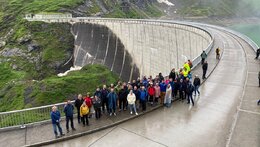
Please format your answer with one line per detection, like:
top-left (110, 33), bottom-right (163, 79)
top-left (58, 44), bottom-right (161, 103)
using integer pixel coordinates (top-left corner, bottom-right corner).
top-left (0, 48), bottom-right (25, 57)
top-left (27, 43), bottom-right (40, 52)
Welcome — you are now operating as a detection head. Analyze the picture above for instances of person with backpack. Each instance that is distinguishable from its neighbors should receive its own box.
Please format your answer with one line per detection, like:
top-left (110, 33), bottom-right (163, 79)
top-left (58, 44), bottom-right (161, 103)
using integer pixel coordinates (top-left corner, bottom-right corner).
top-left (80, 102), bottom-right (89, 126)
top-left (64, 100), bottom-right (76, 133)
top-left (186, 81), bottom-right (195, 106)
top-left (200, 50), bottom-right (207, 64)
top-left (92, 95), bottom-right (102, 119)
top-left (75, 94), bottom-right (84, 124)
top-left (51, 105), bottom-right (65, 138)
top-left (255, 48), bottom-right (260, 59)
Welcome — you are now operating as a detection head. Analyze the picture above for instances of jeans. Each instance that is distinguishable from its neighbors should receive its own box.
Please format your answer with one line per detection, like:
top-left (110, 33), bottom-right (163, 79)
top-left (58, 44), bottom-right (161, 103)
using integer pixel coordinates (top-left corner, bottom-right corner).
top-left (109, 102), bottom-right (116, 114)
top-left (66, 116), bottom-right (75, 130)
top-left (194, 85), bottom-right (200, 95)
top-left (187, 94), bottom-right (194, 105)
top-left (129, 104), bottom-right (137, 113)
top-left (52, 122), bottom-right (63, 136)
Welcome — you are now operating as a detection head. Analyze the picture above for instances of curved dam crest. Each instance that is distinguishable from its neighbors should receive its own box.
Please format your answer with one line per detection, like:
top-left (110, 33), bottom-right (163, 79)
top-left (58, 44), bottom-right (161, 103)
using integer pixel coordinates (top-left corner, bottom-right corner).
top-left (71, 20), bottom-right (212, 81)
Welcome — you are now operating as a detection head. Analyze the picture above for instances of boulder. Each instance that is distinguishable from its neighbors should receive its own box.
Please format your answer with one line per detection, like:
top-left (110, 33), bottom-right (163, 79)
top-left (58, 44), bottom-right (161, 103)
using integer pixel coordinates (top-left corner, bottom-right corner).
top-left (18, 34), bottom-right (32, 44)
top-left (27, 43), bottom-right (40, 52)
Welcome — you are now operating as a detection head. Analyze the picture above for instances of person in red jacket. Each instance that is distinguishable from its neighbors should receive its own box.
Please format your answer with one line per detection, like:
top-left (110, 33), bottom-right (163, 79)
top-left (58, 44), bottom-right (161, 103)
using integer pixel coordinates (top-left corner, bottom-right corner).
top-left (148, 82), bottom-right (155, 106)
top-left (84, 92), bottom-right (92, 118)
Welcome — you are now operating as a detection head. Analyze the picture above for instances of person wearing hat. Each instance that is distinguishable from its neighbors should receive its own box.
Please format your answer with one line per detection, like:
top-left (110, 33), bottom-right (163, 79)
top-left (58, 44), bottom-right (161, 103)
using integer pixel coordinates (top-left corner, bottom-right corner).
top-left (193, 75), bottom-right (201, 96)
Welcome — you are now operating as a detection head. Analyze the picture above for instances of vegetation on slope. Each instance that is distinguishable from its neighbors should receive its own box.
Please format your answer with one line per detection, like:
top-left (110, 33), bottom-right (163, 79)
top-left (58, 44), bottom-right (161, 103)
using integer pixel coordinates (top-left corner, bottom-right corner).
top-left (0, 64), bottom-right (119, 112)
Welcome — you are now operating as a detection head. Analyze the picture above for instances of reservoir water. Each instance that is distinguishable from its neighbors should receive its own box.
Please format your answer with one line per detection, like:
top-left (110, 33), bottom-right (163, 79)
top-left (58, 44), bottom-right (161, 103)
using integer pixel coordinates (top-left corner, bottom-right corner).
top-left (230, 23), bottom-right (260, 47)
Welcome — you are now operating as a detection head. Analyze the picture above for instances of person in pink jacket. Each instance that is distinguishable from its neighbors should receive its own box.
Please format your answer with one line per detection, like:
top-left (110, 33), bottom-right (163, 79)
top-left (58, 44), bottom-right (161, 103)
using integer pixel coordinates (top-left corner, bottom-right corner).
top-left (154, 83), bottom-right (161, 104)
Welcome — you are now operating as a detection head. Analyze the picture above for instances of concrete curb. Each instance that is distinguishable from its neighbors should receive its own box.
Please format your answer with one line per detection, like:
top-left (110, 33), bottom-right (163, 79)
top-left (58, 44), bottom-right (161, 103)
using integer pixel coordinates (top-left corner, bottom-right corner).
top-left (25, 105), bottom-right (162, 147)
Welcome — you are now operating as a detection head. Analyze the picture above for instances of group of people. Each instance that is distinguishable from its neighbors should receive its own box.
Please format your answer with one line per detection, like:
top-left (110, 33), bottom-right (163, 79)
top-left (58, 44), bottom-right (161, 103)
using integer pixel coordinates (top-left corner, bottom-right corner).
top-left (50, 50), bottom-right (213, 139)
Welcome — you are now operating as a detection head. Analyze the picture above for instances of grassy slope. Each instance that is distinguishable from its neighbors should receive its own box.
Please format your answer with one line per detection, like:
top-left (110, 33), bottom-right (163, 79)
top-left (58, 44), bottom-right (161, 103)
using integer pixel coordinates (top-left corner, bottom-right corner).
top-left (0, 64), bottom-right (119, 111)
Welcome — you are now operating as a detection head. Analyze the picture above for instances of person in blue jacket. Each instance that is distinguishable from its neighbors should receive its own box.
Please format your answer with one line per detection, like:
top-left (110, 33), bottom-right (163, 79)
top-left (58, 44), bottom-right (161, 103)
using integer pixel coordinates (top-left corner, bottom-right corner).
top-left (139, 86), bottom-right (148, 111)
top-left (107, 88), bottom-right (118, 116)
top-left (51, 105), bottom-right (65, 138)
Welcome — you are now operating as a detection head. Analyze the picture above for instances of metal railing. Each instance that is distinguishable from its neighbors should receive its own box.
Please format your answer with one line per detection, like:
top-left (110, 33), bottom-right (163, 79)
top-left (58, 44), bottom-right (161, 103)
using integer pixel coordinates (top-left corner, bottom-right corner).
top-left (0, 100), bottom-right (75, 129)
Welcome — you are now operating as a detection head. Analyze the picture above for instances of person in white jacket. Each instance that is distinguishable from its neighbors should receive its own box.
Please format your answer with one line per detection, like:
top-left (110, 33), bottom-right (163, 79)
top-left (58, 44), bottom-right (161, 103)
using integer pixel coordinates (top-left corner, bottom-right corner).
top-left (127, 90), bottom-right (138, 115)
top-left (164, 84), bottom-right (172, 107)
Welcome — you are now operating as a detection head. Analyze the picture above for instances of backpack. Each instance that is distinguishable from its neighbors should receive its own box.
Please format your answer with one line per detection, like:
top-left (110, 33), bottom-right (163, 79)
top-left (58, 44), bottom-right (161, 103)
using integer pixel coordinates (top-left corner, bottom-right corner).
top-left (81, 106), bottom-right (89, 116)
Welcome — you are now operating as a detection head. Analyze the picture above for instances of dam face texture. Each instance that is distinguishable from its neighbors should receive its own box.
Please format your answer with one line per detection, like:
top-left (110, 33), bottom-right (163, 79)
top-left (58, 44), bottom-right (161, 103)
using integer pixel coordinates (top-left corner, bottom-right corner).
top-left (71, 21), bottom-right (212, 81)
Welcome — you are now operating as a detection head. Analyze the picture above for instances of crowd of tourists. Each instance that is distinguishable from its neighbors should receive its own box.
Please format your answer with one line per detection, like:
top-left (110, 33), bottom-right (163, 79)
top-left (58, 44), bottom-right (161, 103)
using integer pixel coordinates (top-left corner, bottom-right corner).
top-left (50, 47), bottom-right (260, 139)
top-left (50, 57), bottom-right (208, 139)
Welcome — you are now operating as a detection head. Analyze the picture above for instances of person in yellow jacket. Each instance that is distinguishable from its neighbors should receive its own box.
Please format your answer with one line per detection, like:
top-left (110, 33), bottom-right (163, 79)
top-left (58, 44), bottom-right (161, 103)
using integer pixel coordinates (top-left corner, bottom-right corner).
top-left (182, 67), bottom-right (189, 78)
top-left (183, 62), bottom-right (190, 72)
top-left (80, 102), bottom-right (89, 126)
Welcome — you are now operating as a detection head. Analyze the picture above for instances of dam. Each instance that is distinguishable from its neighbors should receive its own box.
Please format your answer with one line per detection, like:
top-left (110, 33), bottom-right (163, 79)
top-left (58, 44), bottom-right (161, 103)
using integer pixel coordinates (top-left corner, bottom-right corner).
top-left (26, 15), bottom-right (213, 81)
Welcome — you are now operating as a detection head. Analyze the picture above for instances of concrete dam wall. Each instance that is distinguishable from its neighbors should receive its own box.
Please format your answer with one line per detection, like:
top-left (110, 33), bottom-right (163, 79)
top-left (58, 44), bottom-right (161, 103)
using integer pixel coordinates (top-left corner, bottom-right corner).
top-left (71, 19), bottom-right (213, 81)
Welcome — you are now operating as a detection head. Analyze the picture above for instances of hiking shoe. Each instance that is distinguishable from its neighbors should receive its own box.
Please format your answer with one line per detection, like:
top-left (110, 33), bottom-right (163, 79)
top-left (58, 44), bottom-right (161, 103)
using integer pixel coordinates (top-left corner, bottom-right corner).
top-left (130, 111), bottom-right (133, 115)
top-left (113, 113), bottom-right (116, 116)
top-left (135, 112), bottom-right (138, 115)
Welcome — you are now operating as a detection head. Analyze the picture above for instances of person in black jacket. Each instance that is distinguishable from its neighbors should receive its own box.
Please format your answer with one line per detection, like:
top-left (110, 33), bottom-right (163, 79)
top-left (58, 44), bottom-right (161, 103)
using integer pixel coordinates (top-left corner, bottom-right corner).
top-left (64, 100), bottom-right (76, 133)
top-left (202, 61), bottom-right (208, 79)
top-left (94, 87), bottom-right (102, 99)
top-left (193, 75), bottom-right (201, 96)
top-left (74, 94), bottom-right (84, 124)
top-left (169, 68), bottom-right (176, 80)
top-left (186, 81), bottom-right (195, 106)
top-left (118, 85), bottom-right (128, 111)
top-left (93, 95), bottom-right (102, 119)
top-left (179, 79), bottom-right (186, 101)
top-left (101, 85), bottom-right (109, 114)
top-left (255, 48), bottom-right (260, 59)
